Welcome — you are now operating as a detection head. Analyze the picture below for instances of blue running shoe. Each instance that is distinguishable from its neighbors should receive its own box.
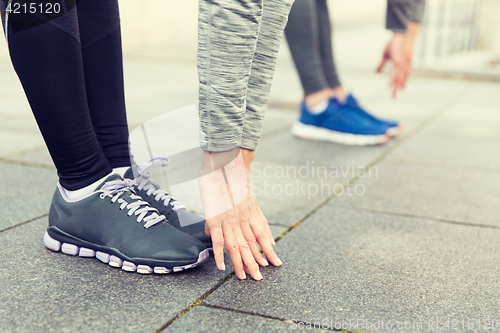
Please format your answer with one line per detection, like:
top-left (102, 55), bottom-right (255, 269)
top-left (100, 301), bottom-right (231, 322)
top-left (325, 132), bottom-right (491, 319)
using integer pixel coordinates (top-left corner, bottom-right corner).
top-left (334, 94), bottom-right (403, 137)
top-left (291, 100), bottom-right (390, 146)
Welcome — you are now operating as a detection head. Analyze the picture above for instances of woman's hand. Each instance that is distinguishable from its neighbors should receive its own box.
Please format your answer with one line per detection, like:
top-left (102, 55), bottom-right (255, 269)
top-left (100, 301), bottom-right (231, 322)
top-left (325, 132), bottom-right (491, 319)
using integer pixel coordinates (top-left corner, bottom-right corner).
top-left (199, 148), bottom-right (282, 280)
top-left (377, 23), bottom-right (420, 98)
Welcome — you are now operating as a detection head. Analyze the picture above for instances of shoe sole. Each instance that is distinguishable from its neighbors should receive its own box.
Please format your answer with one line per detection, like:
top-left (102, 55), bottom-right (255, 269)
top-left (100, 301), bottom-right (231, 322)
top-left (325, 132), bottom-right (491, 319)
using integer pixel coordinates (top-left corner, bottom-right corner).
top-left (291, 121), bottom-right (390, 146)
top-left (387, 124), bottom-right (403, 137)
top-left (44, 231), bottom-right (209, 274)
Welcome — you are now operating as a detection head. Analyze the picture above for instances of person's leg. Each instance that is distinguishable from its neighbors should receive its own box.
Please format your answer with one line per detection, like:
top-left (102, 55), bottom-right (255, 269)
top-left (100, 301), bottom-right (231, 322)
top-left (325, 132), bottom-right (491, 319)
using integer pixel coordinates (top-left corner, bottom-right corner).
top-left (313, 0), bottom-right (402, 137)
top-left (1, 2), bottom-right (208, 273)
top-left (314, 0), bottom-right (346, 101)
top-left (284, 0), bottom-right (332, 109)
top-left (2, 3), bottom-right (111, 190)
top-left (283, 0), bottom-right (391, 144)
top-left (76, 0), bottom-right (131, 170)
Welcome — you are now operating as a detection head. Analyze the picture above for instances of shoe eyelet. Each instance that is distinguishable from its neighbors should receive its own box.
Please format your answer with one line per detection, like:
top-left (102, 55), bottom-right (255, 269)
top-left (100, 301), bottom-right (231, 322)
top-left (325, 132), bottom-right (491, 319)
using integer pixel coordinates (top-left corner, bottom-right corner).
top-left (99, 194), bottom-right (105, 199)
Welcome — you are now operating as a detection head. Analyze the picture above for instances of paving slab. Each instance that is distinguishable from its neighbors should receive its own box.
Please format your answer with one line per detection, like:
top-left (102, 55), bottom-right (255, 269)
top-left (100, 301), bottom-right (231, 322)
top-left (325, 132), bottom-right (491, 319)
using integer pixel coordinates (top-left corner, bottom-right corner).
top-left (421, 102), bottom-right (500, 141)
top-left (0, 130), bottom-right (45, 157)
top-left (252, 159), bottom-right (350, 226)
top-left (256, 130), bottom-right (398, 170)
top-left (9, 148), bottom-right (55, 167)
top-left (164, 306), bottom-right (296, 333)
top-left (123, 60), bottom-right (199, 129)
top-left (259, 109), bottom-right (295, 138)
top-left (332, 161), bottom-right (500, 227)
top-left (385, 132), bottom-right (500, 171)
top-left (204, 207), bottom-right (500, 330)
top-left (0, 217), bottom-right (233, 333)
top-left (384, 83), bottom-right (500, 171)
top-left (455, 82), bottom-right (500, 109)
top-left (348, 74), bottom-right (468, 114)
top-left (0, 163), bottom-right (58, 231)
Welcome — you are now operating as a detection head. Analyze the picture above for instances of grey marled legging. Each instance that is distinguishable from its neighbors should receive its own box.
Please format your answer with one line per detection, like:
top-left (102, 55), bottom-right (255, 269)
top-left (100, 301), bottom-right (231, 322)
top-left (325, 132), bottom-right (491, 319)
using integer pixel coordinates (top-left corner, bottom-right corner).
top-left (197, 0), bottom-right (294, 152)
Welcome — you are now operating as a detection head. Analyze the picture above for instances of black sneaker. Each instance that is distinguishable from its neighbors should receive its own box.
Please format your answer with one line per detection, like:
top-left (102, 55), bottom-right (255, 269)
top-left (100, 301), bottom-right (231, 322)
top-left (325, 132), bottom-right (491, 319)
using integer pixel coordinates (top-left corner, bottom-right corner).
top-left (44, 174), bottom-right (209, 274)
top-left (124, 167), bottom-right (213, 250)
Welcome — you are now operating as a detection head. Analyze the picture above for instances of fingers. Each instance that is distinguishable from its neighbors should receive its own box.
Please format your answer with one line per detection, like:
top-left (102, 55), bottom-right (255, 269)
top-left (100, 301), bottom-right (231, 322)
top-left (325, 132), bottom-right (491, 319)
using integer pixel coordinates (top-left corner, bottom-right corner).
top-left (233, 226), bottom-right (263, 281)
top-left (249, 195), bottom-right (275, 246)
top-left (401, 59), bottom-right (412, 89)
top-left (218, 208), bottom-right (254, 280)
top-left (250, 220), bottom-right (282, 267)
top-left (389, 58), bottom-right (407, 98)
top-left (376, 56), bottom-right (388, 73)
top-left (224, 230), bottom-right (246, 280)
top-left (213, 207), bottom-right (262, 281)
top-left (207, 217), bottom-right (226, 271)
top-left (265, 223), bottom-right (276, 246)
top-left (258, 212), bottom-right (276, 246)
top-left (240, 219), bottom-right (269, 267)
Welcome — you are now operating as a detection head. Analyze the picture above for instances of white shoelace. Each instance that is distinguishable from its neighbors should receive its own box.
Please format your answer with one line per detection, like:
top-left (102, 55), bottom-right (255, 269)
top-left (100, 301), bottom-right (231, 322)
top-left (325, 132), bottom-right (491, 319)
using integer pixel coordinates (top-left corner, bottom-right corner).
top-left (133, 172), bottom-right (186, 212)
top-left (99, 179), bottom-right (165, 228)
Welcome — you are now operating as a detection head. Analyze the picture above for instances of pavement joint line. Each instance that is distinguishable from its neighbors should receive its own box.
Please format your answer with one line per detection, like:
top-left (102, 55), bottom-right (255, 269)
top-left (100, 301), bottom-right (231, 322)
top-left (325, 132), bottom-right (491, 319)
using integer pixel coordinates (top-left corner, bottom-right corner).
top-left (0, 145), bottom-right (46, 159)
top-left (200, 303), bottom-right (347, 332)
top-left (326, 66), bottom-right (500, 83)
top-left (382, 158), bottom-right (500, 175)
top-left (413, 68), bottom-right (500, 83)
top-left (0, 214), bottom-right (48, 235)
top-left (156, 273), bottom-right (234, 332)
top-left (0, 157), bottom-right (55, 170)
top-left (332, 205), bottom-right (500, 230)
top-left (268, 222), bottom-right (291, 227)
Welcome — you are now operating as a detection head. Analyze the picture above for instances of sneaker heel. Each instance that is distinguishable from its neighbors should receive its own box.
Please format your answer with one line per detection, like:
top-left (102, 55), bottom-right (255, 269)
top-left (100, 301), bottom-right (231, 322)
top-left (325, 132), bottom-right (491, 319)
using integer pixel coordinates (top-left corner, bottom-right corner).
top-left (43, 231), bottom-right (61, 252)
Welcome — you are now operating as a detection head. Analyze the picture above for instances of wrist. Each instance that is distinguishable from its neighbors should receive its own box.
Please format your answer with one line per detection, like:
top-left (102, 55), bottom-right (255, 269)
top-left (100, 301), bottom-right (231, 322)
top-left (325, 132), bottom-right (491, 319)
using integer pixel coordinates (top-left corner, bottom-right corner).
top-left (201, 148), bottom-right (241, 176)
top-left (241, 148), bottom-right (256, 174)
top-left (405, 22), bottom-right (420, 42)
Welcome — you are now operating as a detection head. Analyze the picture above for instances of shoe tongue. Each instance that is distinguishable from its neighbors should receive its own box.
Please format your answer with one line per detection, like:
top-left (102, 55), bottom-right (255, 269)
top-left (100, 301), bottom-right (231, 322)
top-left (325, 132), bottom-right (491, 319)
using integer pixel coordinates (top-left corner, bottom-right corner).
top-left (123, 165), bottom-right (138, 180)
top-left (96, 174), bottom-right (125, 191)
top-left (329, 96), bottom-right (340, 104)
top-left (346, 94), bottom-right (357, 106)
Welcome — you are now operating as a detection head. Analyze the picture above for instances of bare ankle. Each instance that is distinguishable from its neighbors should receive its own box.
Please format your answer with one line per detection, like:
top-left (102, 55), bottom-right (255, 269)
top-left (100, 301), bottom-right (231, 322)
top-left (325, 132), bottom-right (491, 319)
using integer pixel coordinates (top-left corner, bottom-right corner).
top-left (304, 89), bottom-right (335, 109)
top-left (330, 86), bottom-right (348, 103)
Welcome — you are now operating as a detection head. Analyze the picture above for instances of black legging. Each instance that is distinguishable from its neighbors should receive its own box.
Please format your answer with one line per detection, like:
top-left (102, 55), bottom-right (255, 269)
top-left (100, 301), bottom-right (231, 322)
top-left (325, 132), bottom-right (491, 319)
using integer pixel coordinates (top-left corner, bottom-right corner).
top-left (284, 0), bottom-right (341, 96)
top-left (1, 0), bottom-right (130, 190)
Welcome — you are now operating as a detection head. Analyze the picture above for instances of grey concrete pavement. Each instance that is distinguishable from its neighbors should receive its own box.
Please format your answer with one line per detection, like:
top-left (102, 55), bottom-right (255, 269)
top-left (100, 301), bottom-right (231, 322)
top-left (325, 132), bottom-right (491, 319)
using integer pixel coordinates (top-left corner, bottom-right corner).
top-left (1, 47), bottom-right (499, 333)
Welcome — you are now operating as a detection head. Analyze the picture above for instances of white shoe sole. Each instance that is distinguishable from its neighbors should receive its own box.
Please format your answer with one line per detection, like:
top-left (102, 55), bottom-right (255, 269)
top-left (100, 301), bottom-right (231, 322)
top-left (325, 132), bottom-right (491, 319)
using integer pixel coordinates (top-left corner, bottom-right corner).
top-left (291, 121), bottom-right (390, 146)
top-left (387, 124), bottom-right (403, 137)
top-left (44, 231), bottom-right (210, 274)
